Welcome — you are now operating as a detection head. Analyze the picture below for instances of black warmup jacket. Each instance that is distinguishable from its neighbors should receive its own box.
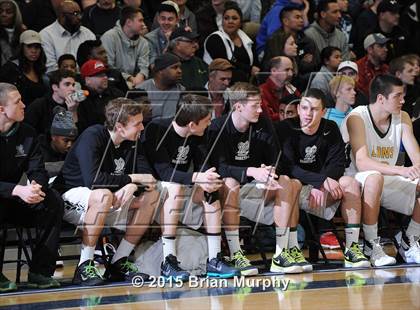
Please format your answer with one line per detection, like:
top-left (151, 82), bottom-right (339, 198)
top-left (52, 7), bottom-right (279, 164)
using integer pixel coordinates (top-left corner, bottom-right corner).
top-left (207, 114), bottom-right (280, 184)
top-left (0, 122), bottom-right (49, 198)
top-left (139, 117), bottom-right (208, 185)
top-left (278, 117), bottom-right (346, 189)
top-left (53, 124), bottom-right (151, 193)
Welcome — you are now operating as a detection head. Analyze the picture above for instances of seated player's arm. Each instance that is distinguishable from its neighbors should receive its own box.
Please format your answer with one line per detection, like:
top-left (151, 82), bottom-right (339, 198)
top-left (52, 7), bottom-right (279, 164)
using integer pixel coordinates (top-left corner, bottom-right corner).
top-left (401, 111), bottom-right (420, 166)
top-left (347, 114), bottom-right (403, 176)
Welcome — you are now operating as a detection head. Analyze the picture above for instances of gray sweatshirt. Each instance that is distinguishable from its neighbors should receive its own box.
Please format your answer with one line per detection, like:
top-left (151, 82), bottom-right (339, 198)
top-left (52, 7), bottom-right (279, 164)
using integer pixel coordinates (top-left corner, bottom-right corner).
top-left (101, 22), bottom-right (150, 80)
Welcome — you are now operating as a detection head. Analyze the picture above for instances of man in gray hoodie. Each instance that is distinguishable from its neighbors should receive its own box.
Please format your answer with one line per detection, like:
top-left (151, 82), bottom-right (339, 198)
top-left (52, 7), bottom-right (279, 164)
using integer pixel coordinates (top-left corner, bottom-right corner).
top-left (101, 6), bottom-right (150, 88)
top-left (304, 0), bottom-right (350, 60)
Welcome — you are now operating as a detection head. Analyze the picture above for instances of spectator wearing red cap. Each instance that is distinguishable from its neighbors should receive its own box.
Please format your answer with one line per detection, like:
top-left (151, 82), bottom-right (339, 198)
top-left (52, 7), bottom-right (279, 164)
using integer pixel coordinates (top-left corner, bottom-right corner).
top-left (77, 59), bottom-right (124, 132)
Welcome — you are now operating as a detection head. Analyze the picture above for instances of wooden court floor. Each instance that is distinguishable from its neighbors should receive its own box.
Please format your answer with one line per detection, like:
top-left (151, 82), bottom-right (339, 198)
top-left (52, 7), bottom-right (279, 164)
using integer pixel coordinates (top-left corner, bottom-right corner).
top-left (0, 254), bottom-right (419, 310)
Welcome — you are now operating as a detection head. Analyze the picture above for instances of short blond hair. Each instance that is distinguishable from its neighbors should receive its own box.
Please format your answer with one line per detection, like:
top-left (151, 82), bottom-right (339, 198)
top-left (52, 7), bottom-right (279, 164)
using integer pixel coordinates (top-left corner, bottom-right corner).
top-left (329, 75), bottom-right (355, 99)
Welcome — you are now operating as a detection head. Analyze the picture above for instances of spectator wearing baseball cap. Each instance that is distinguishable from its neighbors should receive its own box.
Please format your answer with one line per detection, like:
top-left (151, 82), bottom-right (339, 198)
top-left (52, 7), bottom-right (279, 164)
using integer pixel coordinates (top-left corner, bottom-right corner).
top-left (371, 0), bottom-right (409, 61)
top-left (77, 59), bottom-right (124, 133)
top-left (337, 60), bottom-right (369, 107)
top-left (350, 0), bottom-right (382, 58)
top-left (356, 34), bottom-right (389, 97)
top-left (0, 29), bottom-right (48, 106)
top-left (136, 53), bottom-right (186, 119)
top-left (206, 58), bottom-right (234, 118)
top-left (167, 28), bottom-right (208, 90)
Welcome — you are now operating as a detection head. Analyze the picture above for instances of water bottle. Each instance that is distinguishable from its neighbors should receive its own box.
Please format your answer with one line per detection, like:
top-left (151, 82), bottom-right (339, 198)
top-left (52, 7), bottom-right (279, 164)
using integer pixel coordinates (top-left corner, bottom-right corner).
top-left (71, 82), bottom-right (89, 102)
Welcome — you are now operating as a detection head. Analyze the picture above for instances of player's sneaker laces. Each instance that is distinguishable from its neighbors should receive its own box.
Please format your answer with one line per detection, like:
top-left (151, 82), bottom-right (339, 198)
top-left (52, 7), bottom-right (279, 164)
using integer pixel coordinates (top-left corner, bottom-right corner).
top-left (161, 254), bottom-right (190, 282)
top-left (207, 253), bottom-right (241, 278)
top-left (344, 242), bottom-right (370, 268)
top-left (399, 233), bottom-right (420, 264)
top-left (289, 246), bottom-right (313, 272)
top-left (226, 250), bottom-right (259, 276)
top-left (104, 257), bottom-right (149, 282)
top-left (72, 260), bottom-right (105, 286)
top-left (363, 238), bottom-right (396, 267)
top-left (270, 248), bottom-right (303, 274)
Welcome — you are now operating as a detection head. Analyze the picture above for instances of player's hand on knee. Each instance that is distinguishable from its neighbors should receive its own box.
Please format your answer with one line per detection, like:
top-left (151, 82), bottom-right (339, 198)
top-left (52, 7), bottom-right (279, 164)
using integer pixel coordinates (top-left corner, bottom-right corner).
top-left (12, 181), bottom-right (45, 204)
top-left (249, 166), bottom-right (278, 184)
top-left (322, 177), bottom-right (343, 200)
top-left (402, 165), bottom-right (420, 181)
top-left (309, 188), bottom-right (326, 208)
top-left (113, 183), bottom-right (138, 209)
top-left (195, 168), bottom-right (222, 192)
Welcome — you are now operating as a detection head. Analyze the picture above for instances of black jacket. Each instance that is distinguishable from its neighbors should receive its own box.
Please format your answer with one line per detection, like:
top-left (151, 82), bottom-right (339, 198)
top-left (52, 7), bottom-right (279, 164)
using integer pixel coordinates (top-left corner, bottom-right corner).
top-left (139, 117), bottom-right (208, 185)
top-left (0, 122), bottom-right (49, 198)
top-left (53, 124), bottom-right (150, 192)
top-left (207, 114), bottom-right (279, 184)
top-left (278, 117), bottom-right (346, 188)
top-left (0, 60), bottom-right (48, 106)
top-left (77, 86), bottom-right (124, 133)
top-left (24, 94), bottom-right (67, 136)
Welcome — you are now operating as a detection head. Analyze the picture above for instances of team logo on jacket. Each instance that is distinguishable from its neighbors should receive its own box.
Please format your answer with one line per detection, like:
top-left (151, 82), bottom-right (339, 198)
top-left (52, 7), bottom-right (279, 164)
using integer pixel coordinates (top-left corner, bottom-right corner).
top-left (235, 141), bottom-right (250, 161)
top-left (113, 158), bottom-right (125, 175)
top-left (173, 145), bottom-right (190, 165)
top-left (300, 145), bottom-right (317, 164)
top-left (15, 144), bottom-right (26, 157)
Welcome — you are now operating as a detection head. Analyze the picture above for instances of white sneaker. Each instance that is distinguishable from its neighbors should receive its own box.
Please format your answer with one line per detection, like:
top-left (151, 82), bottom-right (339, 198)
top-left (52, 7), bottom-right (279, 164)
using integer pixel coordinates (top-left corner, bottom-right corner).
top-left (399, 234), bottom-right (420, 264)
top-left (364, 238), bottom-right (396, 267)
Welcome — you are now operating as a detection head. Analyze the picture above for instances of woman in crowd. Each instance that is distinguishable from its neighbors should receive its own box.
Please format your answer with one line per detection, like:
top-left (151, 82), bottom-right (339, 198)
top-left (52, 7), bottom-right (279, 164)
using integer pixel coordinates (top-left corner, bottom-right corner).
top-left (0, 0), bottom-right (24, 66)
top-left (203, 2), bottom-right (259, 83)
top-left (0, 29), bottom-right (47, 106)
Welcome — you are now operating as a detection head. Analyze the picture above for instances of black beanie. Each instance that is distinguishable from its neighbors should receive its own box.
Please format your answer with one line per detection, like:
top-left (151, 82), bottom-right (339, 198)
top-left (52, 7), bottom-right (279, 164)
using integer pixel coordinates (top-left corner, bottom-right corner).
top-left (154, 53), bottom-right (180, 72)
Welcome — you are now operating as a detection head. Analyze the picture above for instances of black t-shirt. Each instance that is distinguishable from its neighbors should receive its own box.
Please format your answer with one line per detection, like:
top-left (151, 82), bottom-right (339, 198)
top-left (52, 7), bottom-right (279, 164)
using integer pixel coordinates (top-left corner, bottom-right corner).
top-left (278, 117), bottom-right (346, 188)
top-left (53, 125), bottom-right (149, 192)
top-left (139, 117), bottom-right (208, 185)
top-left (208, 114), bottom-right (279, 183)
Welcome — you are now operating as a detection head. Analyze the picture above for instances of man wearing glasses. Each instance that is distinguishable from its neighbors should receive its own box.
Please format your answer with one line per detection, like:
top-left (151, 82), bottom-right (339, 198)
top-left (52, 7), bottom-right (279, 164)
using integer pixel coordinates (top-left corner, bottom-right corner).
top-left (40, 0), bottom-right (95, 72)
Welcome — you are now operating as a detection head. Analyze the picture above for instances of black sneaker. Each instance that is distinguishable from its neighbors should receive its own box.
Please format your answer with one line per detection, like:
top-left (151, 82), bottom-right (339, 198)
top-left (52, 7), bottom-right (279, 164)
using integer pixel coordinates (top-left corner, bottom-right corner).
top-left (27, 272), bottom-right (60, 289)
top-left (104, 257), bottom-right (150, 282)
top-left (0, 273), bottom-right (17, 293)
top-left (72, 260), bottom-right (105, 286)
top-left (270, 248), bottom-right (303, 274)
top-left (207, 254), bottom-right (241, 278)
top-left (161, 254), bottom-right (190, 282)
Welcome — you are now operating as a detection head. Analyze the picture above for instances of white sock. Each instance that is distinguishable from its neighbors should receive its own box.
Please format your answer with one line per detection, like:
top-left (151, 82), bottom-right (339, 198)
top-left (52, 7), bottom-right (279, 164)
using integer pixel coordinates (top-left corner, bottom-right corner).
top-left (225, 229), bottom-right (241, 256)
top-left (78, 245), bottom-right (95, 266)
top-left (275, 227), bottom-right (289, 256)
top-left (111, 239), bottom-right (136, 264)
top-left (362, 223), bottom-right (378, 242)
top-left (345, 226), bottom-right (360, 248)
top-left (162, 237), bottom-right (176, 260)
top-left (207, 234), bottom-right (221, 260)
top-left (406, 219), bottom-right (420, 238)
top-left (288, 227), bottom-right (299, 249)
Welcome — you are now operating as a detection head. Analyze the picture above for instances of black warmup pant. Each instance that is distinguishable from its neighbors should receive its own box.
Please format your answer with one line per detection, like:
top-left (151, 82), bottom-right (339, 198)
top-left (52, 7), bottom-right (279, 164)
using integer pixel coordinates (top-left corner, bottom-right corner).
top-left (0, 188), bottom-right (64, 276)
